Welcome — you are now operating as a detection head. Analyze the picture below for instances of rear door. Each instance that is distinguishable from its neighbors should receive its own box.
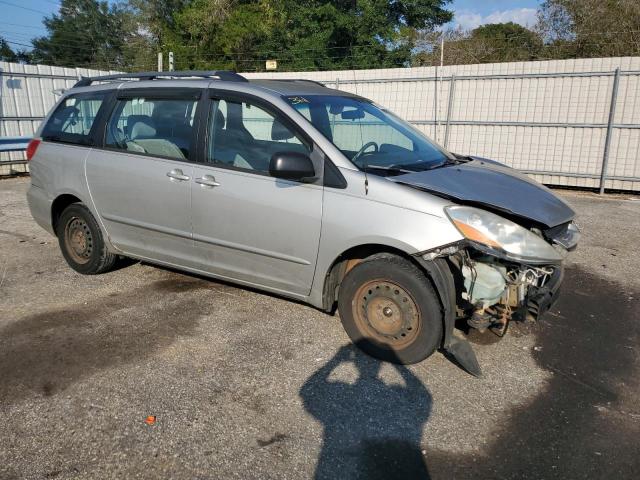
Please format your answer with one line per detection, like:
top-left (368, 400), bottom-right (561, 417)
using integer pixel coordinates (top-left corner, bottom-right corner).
top-left (189, 93), bottom-right (323, 295)
top-left (86, 89), bottom-right (202, 266)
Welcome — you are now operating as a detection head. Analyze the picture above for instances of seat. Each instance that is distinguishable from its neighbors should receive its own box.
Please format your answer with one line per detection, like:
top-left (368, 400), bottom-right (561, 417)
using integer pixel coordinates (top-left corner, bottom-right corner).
top-left (211, 108), bottom-right (254, 169)
top-left (126, 115), bottom-right (153, 139)
top-left (151, 102), bottom-right (194, 156)
top-left (127, 117), bottom-right (184, 159)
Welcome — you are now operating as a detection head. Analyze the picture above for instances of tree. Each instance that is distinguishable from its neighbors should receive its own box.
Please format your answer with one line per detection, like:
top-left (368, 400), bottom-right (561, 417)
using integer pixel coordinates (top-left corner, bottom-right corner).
top-left (468, 22), bottom-right (543, 62)
top-left (30, 0), bottom-right (128, 69)
top-left (0, 36), bottom-right (17, 62)
top-left (536, 0), bottom-right (640, 58)
top-left (127, 0), bottom-right (454, 71)
top-left (413, 23), bottom-right (543, 66)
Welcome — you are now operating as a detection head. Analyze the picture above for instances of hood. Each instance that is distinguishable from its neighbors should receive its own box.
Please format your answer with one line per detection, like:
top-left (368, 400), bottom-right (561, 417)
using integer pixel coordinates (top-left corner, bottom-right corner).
top-left (390, 157), bottom-right (575, 228)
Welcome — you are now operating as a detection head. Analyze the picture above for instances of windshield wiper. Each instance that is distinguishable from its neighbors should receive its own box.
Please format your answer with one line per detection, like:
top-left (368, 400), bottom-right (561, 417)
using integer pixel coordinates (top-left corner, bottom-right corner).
top-left (363, 165), bottom-right (414, 175)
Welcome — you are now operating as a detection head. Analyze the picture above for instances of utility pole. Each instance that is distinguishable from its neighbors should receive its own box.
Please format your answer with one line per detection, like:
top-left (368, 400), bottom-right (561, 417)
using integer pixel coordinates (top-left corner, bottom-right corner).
top-left (157, 52), bottom-right (163, 72)
top-left (168, 52), bottom-right (175, 72)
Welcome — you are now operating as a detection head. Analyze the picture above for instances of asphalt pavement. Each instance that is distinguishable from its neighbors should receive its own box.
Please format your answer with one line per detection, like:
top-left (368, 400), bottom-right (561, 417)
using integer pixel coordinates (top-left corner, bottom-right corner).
top-left (1, 177), bottom-right (638, 479)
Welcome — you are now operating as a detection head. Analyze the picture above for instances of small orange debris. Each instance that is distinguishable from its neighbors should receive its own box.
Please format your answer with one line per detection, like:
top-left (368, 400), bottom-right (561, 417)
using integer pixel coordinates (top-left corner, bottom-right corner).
top-left (145, 415), bottom-right (156, 426)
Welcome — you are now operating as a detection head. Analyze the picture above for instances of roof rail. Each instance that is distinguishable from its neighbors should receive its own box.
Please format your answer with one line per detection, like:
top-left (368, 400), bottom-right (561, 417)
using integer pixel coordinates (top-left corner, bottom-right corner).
top-left (73, 70), bottom-right (247, 88)
top-left (269, 79), bottom-right (327, 87)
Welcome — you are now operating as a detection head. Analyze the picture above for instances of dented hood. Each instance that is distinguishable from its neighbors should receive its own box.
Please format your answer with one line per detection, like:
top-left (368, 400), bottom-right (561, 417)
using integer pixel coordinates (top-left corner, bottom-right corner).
top-left (390, 157), bottom-right (575, 228)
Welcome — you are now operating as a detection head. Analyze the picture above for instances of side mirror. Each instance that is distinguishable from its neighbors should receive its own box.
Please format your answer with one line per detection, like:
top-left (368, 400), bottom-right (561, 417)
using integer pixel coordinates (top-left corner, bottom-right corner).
top-left (269, 151), bottom-right (316, 182)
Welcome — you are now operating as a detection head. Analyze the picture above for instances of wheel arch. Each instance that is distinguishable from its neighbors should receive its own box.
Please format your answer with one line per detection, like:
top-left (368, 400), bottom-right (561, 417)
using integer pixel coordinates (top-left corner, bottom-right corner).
top-left (51, 193), bottom-right (83, 235)
top-left (320, 243), bottom-right (434, 311)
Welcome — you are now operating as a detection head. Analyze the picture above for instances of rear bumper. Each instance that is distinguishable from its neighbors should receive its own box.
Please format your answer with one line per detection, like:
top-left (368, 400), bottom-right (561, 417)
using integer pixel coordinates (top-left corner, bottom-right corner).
top-left (27, 184), bottom-right (54, 235)
top-left (527, 265), bottom-right (564, 318)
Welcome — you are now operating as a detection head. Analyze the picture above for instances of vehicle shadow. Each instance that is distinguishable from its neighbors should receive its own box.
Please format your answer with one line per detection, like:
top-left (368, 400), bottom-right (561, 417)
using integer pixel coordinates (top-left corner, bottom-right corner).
top-left (300, 342), bottom-right (432, 480)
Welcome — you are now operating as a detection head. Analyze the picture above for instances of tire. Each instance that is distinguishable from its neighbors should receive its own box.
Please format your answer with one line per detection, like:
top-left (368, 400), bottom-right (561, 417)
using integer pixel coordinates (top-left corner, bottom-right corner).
top-left (57, 203), bottom-right (117, 275)
top-left (337, 254), bottom-right (443, 364)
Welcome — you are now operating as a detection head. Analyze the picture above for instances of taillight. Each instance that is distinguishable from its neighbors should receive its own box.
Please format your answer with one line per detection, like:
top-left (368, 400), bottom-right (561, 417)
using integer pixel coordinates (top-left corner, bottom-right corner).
top-left (26, 139), bottom-right (41, 161)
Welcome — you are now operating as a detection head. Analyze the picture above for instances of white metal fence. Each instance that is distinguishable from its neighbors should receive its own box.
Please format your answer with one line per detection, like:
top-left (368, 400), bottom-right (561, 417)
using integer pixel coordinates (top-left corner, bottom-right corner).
top-left (2, 58), bottom-right (639, 192)
top-left (0, 62), bottom-right (113, 175)
top-left (246, 57), bottom-right (640, 192)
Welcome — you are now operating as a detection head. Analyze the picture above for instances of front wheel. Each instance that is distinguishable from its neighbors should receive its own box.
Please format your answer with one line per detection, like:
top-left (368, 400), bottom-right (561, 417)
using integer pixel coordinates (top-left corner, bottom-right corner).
top-left (337, 255), bottom-right (443, 364)
top-left (57, 203), bottom-right (117, 275)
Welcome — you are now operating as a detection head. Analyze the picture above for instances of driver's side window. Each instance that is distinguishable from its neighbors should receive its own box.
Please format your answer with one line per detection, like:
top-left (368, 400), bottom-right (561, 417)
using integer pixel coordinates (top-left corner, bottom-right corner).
top-left (329, 107), bottom-right (413, 156)
top-left (207, 98), bottom-right (310, 173)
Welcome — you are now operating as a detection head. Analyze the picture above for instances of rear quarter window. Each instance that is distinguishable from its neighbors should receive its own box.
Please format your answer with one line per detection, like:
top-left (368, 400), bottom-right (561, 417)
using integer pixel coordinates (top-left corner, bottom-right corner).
top-left (42, 93), bottom-right (107, 146)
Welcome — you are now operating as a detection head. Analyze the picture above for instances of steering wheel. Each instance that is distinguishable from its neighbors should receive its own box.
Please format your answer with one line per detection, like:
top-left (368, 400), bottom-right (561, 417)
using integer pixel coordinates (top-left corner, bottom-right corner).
top-left (352, 141), bottom-right (379, 166)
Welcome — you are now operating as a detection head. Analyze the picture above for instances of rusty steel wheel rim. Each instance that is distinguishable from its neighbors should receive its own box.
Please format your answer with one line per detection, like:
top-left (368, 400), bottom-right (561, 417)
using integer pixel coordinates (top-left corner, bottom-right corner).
top-left (352, 279), bottom-right (421, 348)
top-left (64, 216), bottom-right (93, 265)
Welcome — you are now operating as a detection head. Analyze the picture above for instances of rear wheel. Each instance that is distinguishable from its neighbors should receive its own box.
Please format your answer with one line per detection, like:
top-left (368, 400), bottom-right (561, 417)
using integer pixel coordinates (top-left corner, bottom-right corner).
top-left (337, 254), bottom-right (443, 364)
top-left (57, 203), bottom-right (116, 275)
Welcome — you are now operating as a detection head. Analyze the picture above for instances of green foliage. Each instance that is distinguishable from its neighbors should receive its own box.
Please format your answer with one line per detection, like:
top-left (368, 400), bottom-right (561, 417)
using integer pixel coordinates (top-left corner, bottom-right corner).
top-left (30, 0), bottom-right (128, 69)
top-left (130, 0), bottom-right (454, 71)
top-left (469, 22), bottom-right (543, 62)
top-left (0, 36), bottom-right (17, 62)
top-left (536, 0), bottom-right (640, 58)
top-left (25, 0), bottom-right (639, 71)
top-left (413, 23), bottom-right (544, 66)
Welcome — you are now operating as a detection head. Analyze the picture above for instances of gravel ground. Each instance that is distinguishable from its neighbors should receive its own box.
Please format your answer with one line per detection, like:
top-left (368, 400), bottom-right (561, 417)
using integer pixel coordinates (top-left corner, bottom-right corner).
top-left (0, 177), bottom-right (639, 479)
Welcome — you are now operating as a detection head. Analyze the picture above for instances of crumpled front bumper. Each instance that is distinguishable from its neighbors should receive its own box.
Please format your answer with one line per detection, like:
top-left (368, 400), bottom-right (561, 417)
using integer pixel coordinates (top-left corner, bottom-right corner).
top-left (527, 264), bottom-right (565, 318)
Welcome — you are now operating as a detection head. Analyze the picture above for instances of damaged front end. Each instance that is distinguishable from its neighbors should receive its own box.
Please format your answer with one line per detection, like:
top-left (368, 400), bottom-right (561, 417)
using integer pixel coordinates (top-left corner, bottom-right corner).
top-left (416, 206), bottom-right (579, 377)
top-left (455, 251), bottom-right (563, 336)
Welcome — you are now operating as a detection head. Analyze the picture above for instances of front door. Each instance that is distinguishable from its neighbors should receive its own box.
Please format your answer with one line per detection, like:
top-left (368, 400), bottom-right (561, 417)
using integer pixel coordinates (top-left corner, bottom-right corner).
top-left (190, 95), bottom-right (323, 295)
top-left (86, 90), bottom-right (201, 266)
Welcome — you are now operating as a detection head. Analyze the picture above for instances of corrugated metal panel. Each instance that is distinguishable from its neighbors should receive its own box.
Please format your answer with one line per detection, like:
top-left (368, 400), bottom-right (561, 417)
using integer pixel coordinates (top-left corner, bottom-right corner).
top-left (244, 57), bottom-right (640, 191)
top-left (2, 59), bottom-right (639, 190)
top-left (0, 62), bottom-right (114, 171)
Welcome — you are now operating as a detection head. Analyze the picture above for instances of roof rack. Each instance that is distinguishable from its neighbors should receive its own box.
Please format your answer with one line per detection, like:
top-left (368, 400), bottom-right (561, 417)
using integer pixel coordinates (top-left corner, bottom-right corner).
top-left (73, 70), bottom-right (247, 88)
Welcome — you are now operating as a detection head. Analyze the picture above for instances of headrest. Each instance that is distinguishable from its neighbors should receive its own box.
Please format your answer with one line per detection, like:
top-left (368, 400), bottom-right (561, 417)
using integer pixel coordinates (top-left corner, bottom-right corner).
top-left (214, 109), bottom-right (226, 129)
top-left (271, 119), bottom-right (293, 141)
top-left (130, 118), bottom-right (156, 139)
top-left (126, 115), bottom-right (152, 135)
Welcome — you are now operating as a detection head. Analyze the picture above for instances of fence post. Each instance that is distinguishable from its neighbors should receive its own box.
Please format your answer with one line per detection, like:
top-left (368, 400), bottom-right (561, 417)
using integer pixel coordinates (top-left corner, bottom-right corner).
top-left (599, 67), bottom-right (620, 194)
top-left (434, 66), bottom-right (439, 141)
top-left (444, 73), bottom-right (456, 148)
top-left (335, 77), bottom-right (340, 90)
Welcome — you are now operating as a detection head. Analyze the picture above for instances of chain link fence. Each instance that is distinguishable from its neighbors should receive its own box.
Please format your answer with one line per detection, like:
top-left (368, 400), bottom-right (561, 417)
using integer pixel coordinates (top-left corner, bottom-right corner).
top-left (2, 58), bottom-right (640, 192)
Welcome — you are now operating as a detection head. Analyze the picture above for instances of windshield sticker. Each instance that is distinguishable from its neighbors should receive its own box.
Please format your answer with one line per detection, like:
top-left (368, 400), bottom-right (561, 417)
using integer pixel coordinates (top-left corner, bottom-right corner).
top-left (288, 96), bottom-right (310, 104)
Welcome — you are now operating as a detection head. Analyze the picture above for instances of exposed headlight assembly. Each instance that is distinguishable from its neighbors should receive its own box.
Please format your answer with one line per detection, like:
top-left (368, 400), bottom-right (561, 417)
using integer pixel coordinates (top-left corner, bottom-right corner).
top-left (445, 205), bottom-right (564, 264)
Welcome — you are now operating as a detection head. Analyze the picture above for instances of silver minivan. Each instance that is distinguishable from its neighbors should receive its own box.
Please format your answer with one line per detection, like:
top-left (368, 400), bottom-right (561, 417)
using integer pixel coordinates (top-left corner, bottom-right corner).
top-left (26, 71), bottom-right (579, 375)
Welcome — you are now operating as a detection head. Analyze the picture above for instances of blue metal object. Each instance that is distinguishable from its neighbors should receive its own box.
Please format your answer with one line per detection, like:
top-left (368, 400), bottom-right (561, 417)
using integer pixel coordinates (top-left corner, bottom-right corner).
top-left (0, 137), bottom-right (31, 152)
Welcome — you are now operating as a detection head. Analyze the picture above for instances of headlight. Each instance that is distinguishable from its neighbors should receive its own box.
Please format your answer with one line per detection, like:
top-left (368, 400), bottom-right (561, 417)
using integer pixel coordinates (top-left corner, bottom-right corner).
top-left (445, 206), bottom-right (564, 263)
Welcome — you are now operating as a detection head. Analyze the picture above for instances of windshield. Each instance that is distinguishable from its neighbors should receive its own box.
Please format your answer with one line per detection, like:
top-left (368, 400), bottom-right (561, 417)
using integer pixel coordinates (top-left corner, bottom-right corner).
top-left (284, 94), bottom-right (452, 174)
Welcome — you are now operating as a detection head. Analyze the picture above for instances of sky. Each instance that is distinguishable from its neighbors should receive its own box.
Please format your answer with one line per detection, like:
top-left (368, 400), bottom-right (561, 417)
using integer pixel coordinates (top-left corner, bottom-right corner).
top-left (0, 0), bottom-right (543, 51)
top-left (449, 0), bottom-right (542, 30)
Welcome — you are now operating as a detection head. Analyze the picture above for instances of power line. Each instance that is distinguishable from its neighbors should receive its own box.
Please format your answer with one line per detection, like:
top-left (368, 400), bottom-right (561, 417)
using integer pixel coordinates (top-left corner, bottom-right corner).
top-left (0, 22), bottom-right (49, 31)
top-left (0, 0), bottom-right (49, 15)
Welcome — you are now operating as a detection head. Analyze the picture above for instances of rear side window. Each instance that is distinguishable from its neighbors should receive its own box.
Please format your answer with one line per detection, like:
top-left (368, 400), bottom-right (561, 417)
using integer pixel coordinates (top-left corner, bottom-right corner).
top-left (42, 94), bottom-right (106, 145)
top-left (105, 97), bottom-right (198, 160)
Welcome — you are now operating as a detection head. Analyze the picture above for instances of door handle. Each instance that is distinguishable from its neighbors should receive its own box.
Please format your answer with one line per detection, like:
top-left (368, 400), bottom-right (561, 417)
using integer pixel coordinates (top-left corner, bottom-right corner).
top-left (166, 169), bottom-right (190, 181)
top-left (195, 175), bottom-right (221, 187)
